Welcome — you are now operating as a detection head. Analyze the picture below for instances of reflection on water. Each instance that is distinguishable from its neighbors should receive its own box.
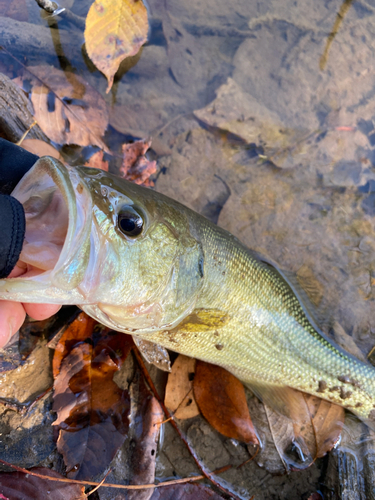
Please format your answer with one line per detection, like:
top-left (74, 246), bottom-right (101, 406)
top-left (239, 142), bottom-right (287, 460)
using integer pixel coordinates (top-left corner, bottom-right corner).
top-left (1, 0), bottom-right (375, 497)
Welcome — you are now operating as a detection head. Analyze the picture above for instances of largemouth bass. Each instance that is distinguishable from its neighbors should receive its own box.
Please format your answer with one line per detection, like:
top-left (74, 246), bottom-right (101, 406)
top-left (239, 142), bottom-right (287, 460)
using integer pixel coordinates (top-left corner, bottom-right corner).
top-left (1, 156), bottom-right (375, 423)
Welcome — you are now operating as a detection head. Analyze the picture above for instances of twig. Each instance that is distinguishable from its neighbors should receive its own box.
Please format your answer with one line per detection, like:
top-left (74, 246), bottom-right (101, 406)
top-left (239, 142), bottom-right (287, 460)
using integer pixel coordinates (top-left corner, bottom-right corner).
top-left (16, 120), bottom-right (37, 146)
top-left (133, 348), bottom-right (242, 500)
top-left (0, 458), bottom-right (229, 491)
top-left (87, 469), bottom-right (112, 496)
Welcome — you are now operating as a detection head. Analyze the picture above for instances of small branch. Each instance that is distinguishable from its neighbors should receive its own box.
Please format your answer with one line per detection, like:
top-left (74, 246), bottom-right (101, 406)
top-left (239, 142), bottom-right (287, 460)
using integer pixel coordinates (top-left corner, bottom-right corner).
top-left (0, 458), bottom-right (229, 491)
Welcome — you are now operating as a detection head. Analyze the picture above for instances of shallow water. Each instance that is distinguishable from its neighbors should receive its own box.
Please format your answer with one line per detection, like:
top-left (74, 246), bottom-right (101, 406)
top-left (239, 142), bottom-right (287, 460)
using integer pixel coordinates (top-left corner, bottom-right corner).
top-left (1, 0), bottom-right (375, 498)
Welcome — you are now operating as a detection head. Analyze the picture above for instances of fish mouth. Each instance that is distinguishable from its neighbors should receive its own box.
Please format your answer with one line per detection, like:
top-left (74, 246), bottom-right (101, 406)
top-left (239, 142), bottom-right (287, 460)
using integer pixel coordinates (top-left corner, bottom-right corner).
top-left (0, 157), bottom-right (93, 302)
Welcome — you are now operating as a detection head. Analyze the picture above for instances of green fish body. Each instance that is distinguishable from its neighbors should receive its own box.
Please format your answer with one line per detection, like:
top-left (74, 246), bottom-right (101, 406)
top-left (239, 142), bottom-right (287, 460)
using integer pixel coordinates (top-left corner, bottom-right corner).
top-left (0, 157), bottom-right (374, 422)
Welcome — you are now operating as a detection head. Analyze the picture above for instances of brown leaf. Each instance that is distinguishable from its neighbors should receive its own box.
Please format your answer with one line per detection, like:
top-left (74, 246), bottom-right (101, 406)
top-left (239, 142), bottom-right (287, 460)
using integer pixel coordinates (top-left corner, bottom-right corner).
top-left (84, 0), bottom-right (149, 92)
top-left (125, 372), bottom-right (164, 500)
top-left (84, 150), bottom-right (109, 171)
top-left (26, 65), bottom-right (108, 148)
top-left (0, 467), bottom-right (86, 500)
top-left (52, 317), bottom-right (134, 479)
top-left (164, 354), bottom-right (200, 420)
top-left (293, 395), bottom-right (344, 459)
top-left (193, 361), bottom-right (259, 446)
top-left (21, 139), bottom-right (62, 161)
top-left (246, 389), bottom-right (344, 474)
top-left (150, 483), bottom-right (225, 500)
top-left (121, 139), bottom-right (157, 186)
top-left (0, 0), bottom-right (28, 22)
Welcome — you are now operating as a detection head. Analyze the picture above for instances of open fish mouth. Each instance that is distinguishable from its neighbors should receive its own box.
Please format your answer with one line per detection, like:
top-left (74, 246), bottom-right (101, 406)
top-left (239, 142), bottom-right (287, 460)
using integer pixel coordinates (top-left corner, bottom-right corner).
top-left (0, 157), bottom-right (93, 303)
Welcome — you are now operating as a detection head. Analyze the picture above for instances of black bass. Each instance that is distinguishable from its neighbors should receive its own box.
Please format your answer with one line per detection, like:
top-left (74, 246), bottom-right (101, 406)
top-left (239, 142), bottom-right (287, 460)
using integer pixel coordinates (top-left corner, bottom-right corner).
top-left (1, 156), bottom-right (375, 423)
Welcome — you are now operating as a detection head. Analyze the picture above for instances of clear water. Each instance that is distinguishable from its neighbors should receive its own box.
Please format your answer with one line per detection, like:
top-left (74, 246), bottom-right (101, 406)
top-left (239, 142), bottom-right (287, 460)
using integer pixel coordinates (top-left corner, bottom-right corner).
top-left (1, 0), bottom-right (375, 497)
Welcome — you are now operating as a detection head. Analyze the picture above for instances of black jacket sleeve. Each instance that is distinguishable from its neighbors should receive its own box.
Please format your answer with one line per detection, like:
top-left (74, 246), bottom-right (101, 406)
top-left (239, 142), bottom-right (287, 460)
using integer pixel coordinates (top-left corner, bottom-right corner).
top-left (0, 139), bottom-right (39, 279)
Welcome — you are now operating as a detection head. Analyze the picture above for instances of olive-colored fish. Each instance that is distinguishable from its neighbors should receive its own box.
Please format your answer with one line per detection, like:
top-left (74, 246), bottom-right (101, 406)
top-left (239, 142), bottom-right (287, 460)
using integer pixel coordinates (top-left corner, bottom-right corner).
top-left (1, 157), bottom-right (375, 422)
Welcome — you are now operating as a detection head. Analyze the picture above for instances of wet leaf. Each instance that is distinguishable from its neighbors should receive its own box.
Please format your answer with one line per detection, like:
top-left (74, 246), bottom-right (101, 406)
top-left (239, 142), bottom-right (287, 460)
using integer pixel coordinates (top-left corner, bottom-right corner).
top-left (121, 139), bottom-right (157, 186)
top-left (150, 483), bottom-right (225, 500)
top-left (293, 395), bottom-right (344, 460)
top-left (164, 354), bottom-right (199, 420)
top-left (0, 0), bottom-right (27, 22)
top-left (247, 389), bottom-right (344, 474)
top-left (26, 65), bottom-right (108, 148)
top-left (20, 139), bottom-right (62, 161)
top-left (0, 467), bottom-right (86, 499)
top-left (193, 361), bottom-right (259, 446)
top-left (84, 0), bottom-right (149, 93)
top-left (84, 150), bottom-right (109, 171)
top-left (52, 315), bottom-right (134, 479)
top-left (125, 372), bottom-right (164, 500)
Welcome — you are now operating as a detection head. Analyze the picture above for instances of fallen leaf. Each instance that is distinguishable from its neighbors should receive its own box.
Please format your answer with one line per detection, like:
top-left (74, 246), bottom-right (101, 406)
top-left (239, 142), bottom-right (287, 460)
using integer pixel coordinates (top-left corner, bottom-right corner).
top-left (0, 467), bottom-right (86, 500)
top-left (84, 150), bottom-right (109, 171)
top-left (84, 0), bottom-right (149, 92)
top-left (27, 65), bottom-right (108, 148)
top-left (164, 354), bottom-right (200, 420)
top-left (52, 316), bottom-right (134, 479)
top-left (293, 395), bottom-right (344, 460)
top-left (20, 139), bottom-right (62, 161)
top-left (150, 483), bottom-right (225, 500)
top-left (121, 139), bottom-right (157, 186)
top-left (246, 389), bottom-right (344, 474)
top-left (193, 361), bottom-right (259, 446)
top-left (0, 0), bottom-right (28, 22)
top-left (125, 371), bottom-right (164, 500)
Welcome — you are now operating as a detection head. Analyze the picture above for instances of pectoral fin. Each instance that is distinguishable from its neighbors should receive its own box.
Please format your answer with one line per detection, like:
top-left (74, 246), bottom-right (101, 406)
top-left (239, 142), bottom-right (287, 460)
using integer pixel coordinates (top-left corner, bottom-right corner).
top-left (174, 308), bottom-right (230, 333)
top-left (133, 337), bottom-right (171, 372)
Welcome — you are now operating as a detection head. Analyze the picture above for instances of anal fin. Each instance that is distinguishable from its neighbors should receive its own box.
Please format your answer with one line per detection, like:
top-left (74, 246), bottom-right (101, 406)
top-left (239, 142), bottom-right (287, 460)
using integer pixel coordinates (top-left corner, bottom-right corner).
top-left (245, 379), bottom-right (307, 423)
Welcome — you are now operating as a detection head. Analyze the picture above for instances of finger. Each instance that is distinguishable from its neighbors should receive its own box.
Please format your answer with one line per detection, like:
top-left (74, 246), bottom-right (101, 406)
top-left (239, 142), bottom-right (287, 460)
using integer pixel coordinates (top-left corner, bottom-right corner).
top-left (23, 303), bottom-right (61, 321)
top-left (0, 301), bottom-right (26, 348)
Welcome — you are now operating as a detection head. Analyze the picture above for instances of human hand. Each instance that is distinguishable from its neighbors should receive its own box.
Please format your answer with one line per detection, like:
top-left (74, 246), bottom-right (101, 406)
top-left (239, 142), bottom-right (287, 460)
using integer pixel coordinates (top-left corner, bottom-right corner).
top-left (0, 139), bottom-right (61, 348)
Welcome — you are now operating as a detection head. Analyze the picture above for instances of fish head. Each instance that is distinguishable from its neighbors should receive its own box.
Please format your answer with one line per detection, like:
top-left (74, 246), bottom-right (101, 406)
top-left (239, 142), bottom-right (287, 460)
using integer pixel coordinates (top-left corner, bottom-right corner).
top-left (0, 157), bottom-right (205, 334)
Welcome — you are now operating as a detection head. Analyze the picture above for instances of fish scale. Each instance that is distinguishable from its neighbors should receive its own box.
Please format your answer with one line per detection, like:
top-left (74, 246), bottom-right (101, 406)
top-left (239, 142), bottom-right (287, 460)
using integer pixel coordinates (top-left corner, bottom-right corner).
top-left (1, 156), bottom-right (375, 424)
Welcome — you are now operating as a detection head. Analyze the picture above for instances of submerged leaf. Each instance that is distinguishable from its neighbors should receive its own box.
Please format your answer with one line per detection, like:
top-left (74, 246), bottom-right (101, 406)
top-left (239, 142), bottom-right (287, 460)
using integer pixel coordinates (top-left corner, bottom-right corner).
top-left (193, 361), bottom-right (259, 445)
top-left (84, 150), bottom-right (109, 171)
top-left (121, 139), bottom-right (157, 186)
top-left (164, 354), bottom-right (200, 420)
top-left (0, 467), bottom-right (86, 500)
top-left (84, 0), bottom-right (149, 92)
top-left (26, 65), bottom-right (108, 148)
top-left (52, 316), bottom-right (134, 479)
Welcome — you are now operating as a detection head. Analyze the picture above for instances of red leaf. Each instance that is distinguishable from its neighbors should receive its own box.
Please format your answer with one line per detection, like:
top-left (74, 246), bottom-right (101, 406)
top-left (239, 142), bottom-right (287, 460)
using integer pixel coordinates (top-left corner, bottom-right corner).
top-left (0, 467), bottom-right (86, 500)
top-left (52, 316), bottom-right (134, 479)
top-left (193, 361), bottom-right (259, 446)
top-left (120, 139), bottom-right (157, 186)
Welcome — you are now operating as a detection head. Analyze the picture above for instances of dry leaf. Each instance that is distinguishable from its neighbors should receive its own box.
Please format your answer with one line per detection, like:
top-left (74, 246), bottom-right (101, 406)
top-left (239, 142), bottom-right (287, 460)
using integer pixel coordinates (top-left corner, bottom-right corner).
top-left (21, 139), bottom-right (62, 161)
top-left (0, 467), bottom-right (86, 500)
top-left (121, 139), bottom-right (157, 186)
top-left (84, 0), bottom-right (149, 92)
top-left (84, 150), bottom-right (109, 171)
top-left (27, 65), bottom-right (108, 148)
top-left (164, 354), bottom-right (200, 419)
top-left (52, 315), bottom-right (134, 479)
top-left (193, 361), bottom-right (259, 445)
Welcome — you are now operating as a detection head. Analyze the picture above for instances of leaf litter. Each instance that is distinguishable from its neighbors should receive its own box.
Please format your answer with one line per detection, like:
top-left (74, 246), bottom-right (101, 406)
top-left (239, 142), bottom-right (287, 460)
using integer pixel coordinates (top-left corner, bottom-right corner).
top-left (52, 313), bottom-right (134, 480)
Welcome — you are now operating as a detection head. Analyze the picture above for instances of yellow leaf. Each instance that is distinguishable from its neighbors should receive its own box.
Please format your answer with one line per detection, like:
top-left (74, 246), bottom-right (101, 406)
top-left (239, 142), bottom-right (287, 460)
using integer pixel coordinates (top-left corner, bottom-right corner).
top-left (85, 0), bottom-right (149, 93)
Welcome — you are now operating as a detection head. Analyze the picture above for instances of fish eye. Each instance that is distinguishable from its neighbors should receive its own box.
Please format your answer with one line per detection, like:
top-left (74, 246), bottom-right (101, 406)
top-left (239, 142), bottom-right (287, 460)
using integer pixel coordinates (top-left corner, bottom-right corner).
top-left (117, 205), bottom-right (144, 237)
